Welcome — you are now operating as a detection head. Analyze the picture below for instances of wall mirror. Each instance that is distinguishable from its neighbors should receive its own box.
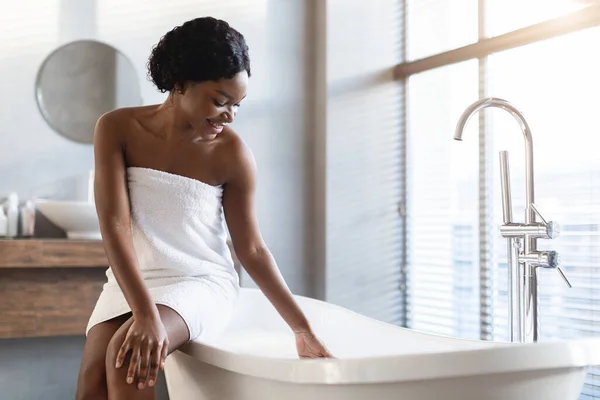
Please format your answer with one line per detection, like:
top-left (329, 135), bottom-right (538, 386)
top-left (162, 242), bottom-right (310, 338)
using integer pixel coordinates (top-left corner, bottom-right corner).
top-left (35, 40), bottom-right (142, 144)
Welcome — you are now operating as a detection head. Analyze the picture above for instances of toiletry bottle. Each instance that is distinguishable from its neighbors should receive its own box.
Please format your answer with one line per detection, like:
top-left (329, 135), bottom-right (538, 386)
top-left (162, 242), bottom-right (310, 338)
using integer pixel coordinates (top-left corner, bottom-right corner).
top-left (20, 200), bottom-right (35, 238)
top-left (6, 193), bottom-right (19, 238)
top-left (0, 206), bottom-right (7, 238)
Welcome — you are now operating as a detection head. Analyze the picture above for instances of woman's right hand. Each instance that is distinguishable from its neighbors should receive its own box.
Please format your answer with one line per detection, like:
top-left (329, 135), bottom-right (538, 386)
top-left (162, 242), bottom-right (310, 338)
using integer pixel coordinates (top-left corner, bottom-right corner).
top-left (115, 315), bottom-right (169, 389)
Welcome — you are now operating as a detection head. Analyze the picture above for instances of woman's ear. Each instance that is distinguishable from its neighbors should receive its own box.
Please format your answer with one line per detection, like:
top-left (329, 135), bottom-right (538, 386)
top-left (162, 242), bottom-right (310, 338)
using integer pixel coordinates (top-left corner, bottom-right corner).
top-left (174, 83), bottom-right (185, 95)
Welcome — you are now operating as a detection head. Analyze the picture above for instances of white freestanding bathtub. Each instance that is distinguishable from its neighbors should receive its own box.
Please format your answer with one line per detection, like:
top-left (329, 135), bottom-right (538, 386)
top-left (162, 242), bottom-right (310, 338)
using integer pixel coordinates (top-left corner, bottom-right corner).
top-left (164, 288), bottom-right (600, 400)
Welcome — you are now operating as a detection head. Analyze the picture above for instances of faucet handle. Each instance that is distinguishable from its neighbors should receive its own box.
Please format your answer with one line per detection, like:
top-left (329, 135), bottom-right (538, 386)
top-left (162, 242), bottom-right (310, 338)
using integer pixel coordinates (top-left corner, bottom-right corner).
top-left (557, 267), bottom-right (573, 288)
top-left (544, 251), bottom-right (573, 288)
top-left (545, 221), bottom-right (561, 239)
top-left (529, 203), bottom-right (547, 224)
top-left (529, 203), bottom-right (560, 239)
top-left (546, 250), bottom-right (560, 268)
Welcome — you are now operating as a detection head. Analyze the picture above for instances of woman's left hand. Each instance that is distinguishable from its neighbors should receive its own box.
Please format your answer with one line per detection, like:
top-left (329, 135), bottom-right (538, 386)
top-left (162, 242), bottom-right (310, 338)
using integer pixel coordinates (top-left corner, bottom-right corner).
top-left (295, 331), bottom-right (334, 359)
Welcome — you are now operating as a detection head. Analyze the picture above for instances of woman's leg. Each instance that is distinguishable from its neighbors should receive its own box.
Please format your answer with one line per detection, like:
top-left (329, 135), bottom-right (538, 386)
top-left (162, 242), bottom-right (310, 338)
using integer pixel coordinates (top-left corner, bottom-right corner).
top-left (76, 313), bottom-right (131, 400)
top-left (105, 305), bottom-right (190, 400)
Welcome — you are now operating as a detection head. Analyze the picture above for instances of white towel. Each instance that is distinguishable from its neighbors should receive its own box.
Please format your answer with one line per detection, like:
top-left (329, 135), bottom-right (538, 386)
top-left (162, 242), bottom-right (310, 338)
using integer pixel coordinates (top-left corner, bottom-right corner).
top-left (86, 167), bottom-right (240, 340)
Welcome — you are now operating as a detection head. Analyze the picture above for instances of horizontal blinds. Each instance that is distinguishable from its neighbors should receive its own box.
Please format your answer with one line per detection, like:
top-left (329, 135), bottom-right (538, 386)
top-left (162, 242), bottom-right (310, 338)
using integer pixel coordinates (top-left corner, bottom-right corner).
top-left (406, 59), bottom-right (481, 339)
top-left (325, 0), bottom-right (406, 325)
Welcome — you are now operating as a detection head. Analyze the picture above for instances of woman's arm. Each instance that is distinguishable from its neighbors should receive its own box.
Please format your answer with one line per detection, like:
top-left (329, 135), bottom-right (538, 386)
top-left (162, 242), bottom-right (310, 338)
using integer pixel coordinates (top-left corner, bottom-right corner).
top-left (93, 113), bottom-right (169, 386)
top-left (222, 139), bottom-right (312, 333)
top-left (93, 113), bottom-right (157, 320)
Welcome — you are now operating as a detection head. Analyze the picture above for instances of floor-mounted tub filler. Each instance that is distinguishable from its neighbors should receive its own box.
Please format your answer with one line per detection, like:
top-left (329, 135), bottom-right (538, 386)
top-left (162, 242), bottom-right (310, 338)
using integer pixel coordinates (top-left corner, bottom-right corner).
top-left (164, 287), bottom-right (600, 400)
top-left (165, 98), bottom-right (600, 399)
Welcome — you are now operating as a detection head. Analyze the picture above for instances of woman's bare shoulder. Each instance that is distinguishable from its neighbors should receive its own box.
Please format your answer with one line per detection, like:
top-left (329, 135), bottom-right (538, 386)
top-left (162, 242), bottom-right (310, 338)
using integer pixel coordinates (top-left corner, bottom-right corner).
top-left (216, 128), bottom-right (257, 183)
top-left (96, 106), bottom-right (157, 128)
top-left (95, 106), bottom-right (158, 142)
top-left (219, 128), bottom-right (255, 164)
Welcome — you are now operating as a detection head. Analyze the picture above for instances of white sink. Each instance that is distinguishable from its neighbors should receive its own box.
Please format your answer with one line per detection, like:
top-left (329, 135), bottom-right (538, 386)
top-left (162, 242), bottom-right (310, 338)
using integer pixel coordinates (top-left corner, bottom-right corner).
top-left (35, 199), bottom-right (101, 240)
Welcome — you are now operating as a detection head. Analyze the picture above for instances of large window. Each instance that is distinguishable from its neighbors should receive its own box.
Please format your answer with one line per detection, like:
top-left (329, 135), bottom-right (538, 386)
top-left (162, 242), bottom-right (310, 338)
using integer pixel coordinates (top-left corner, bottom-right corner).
top-left (403, 3), bottom-right (600, 398)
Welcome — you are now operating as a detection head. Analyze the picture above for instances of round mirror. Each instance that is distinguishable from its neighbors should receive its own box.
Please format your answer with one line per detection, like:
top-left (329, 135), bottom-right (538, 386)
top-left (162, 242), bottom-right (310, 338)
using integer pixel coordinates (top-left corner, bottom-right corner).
top-left (35, 40), bottom-right (142, 144)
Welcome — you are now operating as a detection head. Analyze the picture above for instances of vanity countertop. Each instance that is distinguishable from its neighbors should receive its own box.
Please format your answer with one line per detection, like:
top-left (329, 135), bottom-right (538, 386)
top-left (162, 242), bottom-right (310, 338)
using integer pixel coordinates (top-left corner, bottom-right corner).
top-left (0, 239), bottom-right (107, 268)
top-left (0, 239), bottom-right (108, 339)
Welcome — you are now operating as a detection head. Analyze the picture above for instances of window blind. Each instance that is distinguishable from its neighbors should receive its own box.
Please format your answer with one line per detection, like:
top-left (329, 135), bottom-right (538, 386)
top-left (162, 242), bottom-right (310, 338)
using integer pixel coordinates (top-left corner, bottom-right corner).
top-left (324, 0), bottom-right (406, 325)
top-left (406, 60), bottom-right (481, 339)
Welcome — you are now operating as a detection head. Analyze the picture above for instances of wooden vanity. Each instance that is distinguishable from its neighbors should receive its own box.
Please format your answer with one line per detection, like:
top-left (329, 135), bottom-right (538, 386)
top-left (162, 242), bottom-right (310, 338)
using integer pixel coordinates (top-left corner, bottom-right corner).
top-left (0, 239), bottom-right (108, 339)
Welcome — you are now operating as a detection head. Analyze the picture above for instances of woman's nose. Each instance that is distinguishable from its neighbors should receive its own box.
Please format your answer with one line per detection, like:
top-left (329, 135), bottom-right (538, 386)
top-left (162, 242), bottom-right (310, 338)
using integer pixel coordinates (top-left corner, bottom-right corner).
top-left (222, 109), bottom-right (234, 123)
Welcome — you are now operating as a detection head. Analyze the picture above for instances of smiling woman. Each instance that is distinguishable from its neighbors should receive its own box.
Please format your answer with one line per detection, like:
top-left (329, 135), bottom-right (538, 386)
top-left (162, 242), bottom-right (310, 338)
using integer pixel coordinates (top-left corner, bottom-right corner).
top-left (75, 16), bottom-right (332, 400)
top-left (146, 17), bottom-right (250, 139)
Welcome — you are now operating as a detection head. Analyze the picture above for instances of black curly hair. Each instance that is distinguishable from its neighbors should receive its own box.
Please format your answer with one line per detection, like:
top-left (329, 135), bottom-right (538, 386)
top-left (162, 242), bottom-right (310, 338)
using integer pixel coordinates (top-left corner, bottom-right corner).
top-left (147, 17), bottom-right (251, 93)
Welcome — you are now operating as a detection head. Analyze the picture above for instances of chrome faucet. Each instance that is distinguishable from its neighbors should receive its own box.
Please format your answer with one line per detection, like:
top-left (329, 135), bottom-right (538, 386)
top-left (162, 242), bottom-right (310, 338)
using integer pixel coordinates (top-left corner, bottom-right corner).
top-left (454, 97), bottom-right (571, 343)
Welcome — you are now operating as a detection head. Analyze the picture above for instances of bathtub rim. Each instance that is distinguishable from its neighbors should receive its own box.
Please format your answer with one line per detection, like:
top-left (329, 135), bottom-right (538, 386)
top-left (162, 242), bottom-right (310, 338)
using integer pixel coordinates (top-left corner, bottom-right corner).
top-left (176, 288), bottom-right (600, 385)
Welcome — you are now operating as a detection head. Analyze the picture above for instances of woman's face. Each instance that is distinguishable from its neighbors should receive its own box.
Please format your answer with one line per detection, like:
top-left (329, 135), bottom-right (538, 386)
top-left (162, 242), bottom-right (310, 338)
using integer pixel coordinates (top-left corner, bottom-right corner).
top-left (175, 71), bottom-right (248, 139)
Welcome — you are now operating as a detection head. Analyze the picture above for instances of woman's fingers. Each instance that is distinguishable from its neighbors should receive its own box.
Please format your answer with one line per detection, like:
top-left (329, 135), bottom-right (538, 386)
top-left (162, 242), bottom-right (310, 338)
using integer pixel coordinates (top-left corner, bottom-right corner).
top-left (319, 342), bottom-right (333, 358)
top-left (148, 343), bottom-right (163, 387)
top-left (322, 348), bottom-right (334, 358)
top-left (160, 339), bottom-right (169, 370)
top-left (115, 338), bottom-right (131, 369)
top-left (135, 354), bottom-right (142, 386)
top-left (127, 344), bottom-right (141, 384)
top-left (137, 339), bottom-right (152, 389)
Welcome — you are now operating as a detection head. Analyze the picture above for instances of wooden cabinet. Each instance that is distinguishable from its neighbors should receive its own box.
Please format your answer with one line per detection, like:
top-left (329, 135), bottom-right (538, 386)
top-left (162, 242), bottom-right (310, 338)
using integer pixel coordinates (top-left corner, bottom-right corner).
top-left (0, 240), bottom-right (108, 338)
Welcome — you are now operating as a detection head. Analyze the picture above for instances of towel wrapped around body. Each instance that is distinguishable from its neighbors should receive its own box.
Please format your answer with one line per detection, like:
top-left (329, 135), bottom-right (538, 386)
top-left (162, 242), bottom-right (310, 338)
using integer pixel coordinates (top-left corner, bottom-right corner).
top-left (86, 167), bottom-right (240, 341)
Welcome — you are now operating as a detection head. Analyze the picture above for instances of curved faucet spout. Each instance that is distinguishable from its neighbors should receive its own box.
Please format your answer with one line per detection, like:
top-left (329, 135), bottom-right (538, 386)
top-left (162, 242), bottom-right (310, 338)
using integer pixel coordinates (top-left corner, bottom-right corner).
top-left (454, 97), bottom-right (532, 142)
top-left (454, 97), bottom-right (535, 225)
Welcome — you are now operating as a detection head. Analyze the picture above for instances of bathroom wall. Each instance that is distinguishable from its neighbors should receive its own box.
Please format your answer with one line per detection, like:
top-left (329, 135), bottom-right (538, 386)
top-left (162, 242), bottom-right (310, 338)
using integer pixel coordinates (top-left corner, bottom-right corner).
top-left (0, 1), bottom-right (315, 399)
top-left (0, 0), bottom-right (315, 295)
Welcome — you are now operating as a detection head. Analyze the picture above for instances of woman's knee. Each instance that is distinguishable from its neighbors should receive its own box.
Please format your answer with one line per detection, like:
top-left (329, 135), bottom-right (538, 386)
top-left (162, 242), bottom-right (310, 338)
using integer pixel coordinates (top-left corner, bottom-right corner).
top-left (75, 361), bottom-right (107, 400)
top-left (105, 326), bottom-right (128, 372)
top-left (76, 323), bottom-right (123, 400)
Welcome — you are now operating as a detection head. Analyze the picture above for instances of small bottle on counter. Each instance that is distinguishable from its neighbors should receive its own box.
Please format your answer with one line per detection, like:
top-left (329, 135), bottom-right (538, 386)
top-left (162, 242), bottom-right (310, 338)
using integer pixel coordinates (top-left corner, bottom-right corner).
top-left (5, 193), bottom-right (19, 238)
top-left (0, 205), bottom-right (7, 238)
top-left (20, 200), bottom-right (35, 238)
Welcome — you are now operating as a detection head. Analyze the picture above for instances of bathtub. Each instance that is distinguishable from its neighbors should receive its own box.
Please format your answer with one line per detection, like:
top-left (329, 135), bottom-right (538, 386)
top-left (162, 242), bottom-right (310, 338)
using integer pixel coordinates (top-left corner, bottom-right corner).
top-left (164, 288), bottom-right (600, 400)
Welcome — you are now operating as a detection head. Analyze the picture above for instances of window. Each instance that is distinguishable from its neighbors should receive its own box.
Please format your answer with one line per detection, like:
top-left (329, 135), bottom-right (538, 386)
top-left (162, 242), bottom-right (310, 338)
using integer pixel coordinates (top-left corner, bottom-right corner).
top-left (406, 60), bottom-right (480, 339)
top-left (406, 0), bottom-right (478, 60)
top-left (401, 3), bottom-right (600, 398)
top-left (485, 0), bottom-right (587, 37)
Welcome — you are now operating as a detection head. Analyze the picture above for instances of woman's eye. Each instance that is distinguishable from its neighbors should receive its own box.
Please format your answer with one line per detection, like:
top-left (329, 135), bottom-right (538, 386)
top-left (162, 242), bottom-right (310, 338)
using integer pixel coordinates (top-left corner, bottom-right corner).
top-left (212, 100), bottom-right (226, 107)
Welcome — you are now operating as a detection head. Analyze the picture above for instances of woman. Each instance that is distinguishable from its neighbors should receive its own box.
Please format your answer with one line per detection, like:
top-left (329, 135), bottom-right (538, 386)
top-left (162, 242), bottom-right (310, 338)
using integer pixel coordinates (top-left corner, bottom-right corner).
top-left (76, 16), bottom-right (331, 400)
